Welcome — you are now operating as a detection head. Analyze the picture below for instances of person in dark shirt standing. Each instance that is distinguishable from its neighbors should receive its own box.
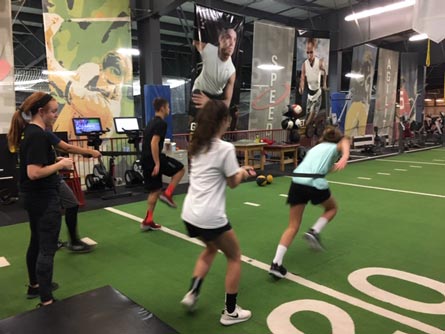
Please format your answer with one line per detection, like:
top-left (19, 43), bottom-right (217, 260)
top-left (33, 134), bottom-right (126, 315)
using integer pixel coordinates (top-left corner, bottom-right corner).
top-left (140, 97), bottom-right (185, 231)
top-left (18, 92), bottom-right (73, 306)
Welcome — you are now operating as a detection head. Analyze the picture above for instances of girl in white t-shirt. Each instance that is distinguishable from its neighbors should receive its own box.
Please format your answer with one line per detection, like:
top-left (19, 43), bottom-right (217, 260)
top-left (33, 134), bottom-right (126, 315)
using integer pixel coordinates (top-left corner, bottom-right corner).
top-left (180, 100), bottom-right (256, 326)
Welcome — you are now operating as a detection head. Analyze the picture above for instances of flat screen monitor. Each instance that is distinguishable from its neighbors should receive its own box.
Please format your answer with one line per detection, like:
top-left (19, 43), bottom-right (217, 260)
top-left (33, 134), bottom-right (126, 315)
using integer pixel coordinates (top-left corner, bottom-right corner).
top-left (72, 118), bottom-right (103, 136)
top-left (114, 117), bottom-right (140, 134)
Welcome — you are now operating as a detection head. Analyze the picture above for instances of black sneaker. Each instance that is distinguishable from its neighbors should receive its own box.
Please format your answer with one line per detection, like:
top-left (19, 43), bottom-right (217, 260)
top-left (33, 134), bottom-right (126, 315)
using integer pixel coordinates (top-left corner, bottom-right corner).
top-left (27, 282), bottom-right (59, 299)
top-left (37, 299), bottom-right (57, 308)
top-left (67, 240), bottom-right (93, 253)
top-left (269, 262), bottom-right (287, 279)
top-left (304, 229), bottom-right (324, 251)
top-left (57, 240), bottom-right (66, 250)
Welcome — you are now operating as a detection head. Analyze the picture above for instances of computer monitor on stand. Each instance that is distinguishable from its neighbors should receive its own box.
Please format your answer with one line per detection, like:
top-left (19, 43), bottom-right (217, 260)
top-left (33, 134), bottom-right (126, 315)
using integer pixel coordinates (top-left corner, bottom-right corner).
top-left (113, 117), bottom-right (144, 186)
top-left (73, 117), bottom-right (105, 150)
top-left (72, 117), bottom-right (132, 200)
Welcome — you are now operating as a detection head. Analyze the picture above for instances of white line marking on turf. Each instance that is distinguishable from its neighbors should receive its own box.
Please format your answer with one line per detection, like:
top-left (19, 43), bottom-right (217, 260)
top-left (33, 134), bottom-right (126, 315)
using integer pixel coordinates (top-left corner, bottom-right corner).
top-left (409, 165), bottom-right (422, 168)
top-left (329, 181), bottom-right (445, 198)
top-left (105, 207), bottom-right (444, 334)
top-left (244, 202), bottom-right (260, 207)
top-left (394, 169), bottom-right (407, 171)
top-left (0, 257), bottom-right (10, 267)
top-left (377, 172), bottom-right (391, 175)
top-left (279, 194), bottom-right (288, 198)
top-left (433, 159), bottom-right (445, 162)
top-left (357, 177), bottom-right (372, 180)
top-left (81, 237), bottom-right (97, 246)
top-left (377, 160), bottom-right (445, 166)
top-left (104, 207), bottom-right (205, 248)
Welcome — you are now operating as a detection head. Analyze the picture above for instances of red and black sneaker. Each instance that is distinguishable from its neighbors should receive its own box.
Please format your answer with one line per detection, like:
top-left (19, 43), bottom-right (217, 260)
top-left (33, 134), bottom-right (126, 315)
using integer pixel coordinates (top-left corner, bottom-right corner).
top-left (159, 192), bottom-right (177, 208)
top-left (140, 220), bottom-right (162, 231)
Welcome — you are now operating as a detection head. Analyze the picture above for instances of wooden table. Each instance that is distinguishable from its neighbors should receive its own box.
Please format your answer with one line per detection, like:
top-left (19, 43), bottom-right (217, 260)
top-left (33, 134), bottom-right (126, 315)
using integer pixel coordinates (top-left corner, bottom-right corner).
top-left (263, 143), bottom-right (300, 171)
top-left (233, 141), bottom-right (266, 170)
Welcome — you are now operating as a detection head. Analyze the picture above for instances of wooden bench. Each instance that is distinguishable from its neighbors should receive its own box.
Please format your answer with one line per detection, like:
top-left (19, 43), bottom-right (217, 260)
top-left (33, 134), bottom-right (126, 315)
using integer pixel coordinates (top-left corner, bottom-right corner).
top-left (263, 143), bottom-right (300, 171)
top-left (233, 141), bottom-right (266, 170)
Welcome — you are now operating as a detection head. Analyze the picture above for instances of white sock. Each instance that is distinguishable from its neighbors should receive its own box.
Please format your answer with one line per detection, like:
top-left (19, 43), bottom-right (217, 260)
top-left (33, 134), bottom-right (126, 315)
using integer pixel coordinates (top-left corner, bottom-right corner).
top-left (272, 244), bottom-right (287, 265)
top-left (312, 217), bottom-right (329, 234)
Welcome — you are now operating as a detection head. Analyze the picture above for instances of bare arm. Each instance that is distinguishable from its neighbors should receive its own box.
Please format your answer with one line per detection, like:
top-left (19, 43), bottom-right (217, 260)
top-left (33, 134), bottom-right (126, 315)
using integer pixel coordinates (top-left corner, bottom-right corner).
top-left (56, 140), bottom-right (101, 158)
top-left (44, 13), bottom-right (72, 95)
top-left (226, 166), bottom-right (256, 189)
top-left (193, 40), bottom-right (207, 53)
top-left (320, 59), bottom-right (327, 90)
top-left (332, 137), bottom-right (350, 171)
top-left (151, 135), bottom-right (161, 176)
top-left (299, 62), bottom-right (306, 94)
top-left (27, 158), bottom-right (73, 180)
top-left (222, 73), bottom-right (236, 108)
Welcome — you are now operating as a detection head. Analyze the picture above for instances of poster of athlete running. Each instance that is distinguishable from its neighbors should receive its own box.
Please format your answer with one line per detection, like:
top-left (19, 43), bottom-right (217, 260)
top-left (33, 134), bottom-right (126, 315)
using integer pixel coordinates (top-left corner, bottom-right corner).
top-left (344, 44), bottom-right (377, 137)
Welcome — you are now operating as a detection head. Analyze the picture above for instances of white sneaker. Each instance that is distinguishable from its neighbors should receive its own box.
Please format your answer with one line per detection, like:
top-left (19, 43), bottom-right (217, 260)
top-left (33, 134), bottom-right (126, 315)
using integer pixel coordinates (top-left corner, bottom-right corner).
top-left (180, 290), bottom-right (198, 311)
top-left (220, 305), bottom-right (252, 326)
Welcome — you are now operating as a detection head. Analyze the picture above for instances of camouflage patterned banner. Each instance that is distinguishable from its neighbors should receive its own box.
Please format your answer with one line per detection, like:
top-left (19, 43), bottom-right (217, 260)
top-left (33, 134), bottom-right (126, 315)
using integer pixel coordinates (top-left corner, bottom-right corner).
top-left (42, 0), bottom-right (134, 139)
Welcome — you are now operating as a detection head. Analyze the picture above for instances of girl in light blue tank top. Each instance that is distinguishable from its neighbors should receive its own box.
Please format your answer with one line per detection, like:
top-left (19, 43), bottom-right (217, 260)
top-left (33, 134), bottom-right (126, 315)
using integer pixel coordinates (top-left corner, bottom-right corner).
top-left (269, 126), bottom-right (350, 279)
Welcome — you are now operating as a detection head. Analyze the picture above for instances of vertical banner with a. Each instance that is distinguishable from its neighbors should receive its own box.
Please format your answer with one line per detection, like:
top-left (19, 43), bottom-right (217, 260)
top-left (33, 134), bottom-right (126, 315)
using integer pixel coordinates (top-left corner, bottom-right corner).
top-left (42, 0), bottom-right (134, 140)
top-left (190, 5), bottom-right (244, 130)
top-left (399, 53), bottom-right (418, 122)
top-left (0, 1), bottom-right (15, 133)
top-left (344, 44), bottom-right (377, 137)
top-left (373, 48), bottom-right (399, 141)
top-left (249, 22), bottom-right (295, 130)
top-left (295, 36), bottom-right (330, 123)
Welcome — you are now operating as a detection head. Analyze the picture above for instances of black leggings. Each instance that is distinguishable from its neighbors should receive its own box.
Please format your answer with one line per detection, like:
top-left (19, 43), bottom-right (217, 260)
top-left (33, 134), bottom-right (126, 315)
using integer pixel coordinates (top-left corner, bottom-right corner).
top-left (23, 190), bottom-right (61, 303)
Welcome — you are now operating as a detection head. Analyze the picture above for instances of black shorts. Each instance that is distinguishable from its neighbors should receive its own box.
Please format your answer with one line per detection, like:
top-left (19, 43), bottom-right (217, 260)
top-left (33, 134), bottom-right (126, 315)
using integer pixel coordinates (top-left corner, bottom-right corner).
top-left (143, 154), bottom-right (184, 191)
top-left (183, 221), bottom-right (232, 242)
top-left (286, 182), bottom-right (331, 206)
top-left (188, 90), bottom-right (224, 118)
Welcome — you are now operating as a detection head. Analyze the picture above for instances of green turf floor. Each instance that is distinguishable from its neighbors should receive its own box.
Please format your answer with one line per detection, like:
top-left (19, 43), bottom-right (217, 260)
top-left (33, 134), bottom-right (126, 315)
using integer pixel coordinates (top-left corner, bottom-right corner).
top-left (1, 148), bottom-right (444, 333)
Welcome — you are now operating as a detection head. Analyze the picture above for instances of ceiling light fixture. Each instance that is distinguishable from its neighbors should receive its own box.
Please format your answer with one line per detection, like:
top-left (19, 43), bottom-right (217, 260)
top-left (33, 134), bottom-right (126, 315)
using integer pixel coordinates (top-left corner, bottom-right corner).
top-left (345, 0), bottom-right (415, 21)
top-left (345, 72), bottom-right (364, 79)
top-left (409, 33), bottom-right (428, 41)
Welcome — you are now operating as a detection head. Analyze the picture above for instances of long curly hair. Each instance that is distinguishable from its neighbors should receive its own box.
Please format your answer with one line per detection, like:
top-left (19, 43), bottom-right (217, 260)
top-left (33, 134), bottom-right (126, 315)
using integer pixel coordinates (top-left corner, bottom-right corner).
top-left (189, 100), bottom-right (229, 156)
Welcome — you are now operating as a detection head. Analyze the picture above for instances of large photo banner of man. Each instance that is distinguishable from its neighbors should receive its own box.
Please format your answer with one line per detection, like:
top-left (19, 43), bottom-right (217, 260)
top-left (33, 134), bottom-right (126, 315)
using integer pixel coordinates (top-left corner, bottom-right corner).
top-left (295, 36), bottom-right (330, 135)
top-left (399, 53), bottom-right (418, 123)
top-left (0, 0), bottom-right (15, 133)
top-left (190, 5), bottom-right (244, 130)
top-left (42, 0), bottom-right (134, 140)
top-left (344, 44), bottom-right (377, 137)
top-left (373, 48), bottom-right (399, 142)
top-left (249, 22), bottom-right (295, 130)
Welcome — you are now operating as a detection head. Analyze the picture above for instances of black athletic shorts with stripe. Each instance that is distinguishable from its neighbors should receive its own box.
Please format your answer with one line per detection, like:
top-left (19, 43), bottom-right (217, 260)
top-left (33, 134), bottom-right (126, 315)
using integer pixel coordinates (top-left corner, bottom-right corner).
top-left (143, 153), bottom-right (184, 191)
top-left (183, 221), bottom-right (232, 242)
top-left (287, 182), bottom-right (331, 206)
